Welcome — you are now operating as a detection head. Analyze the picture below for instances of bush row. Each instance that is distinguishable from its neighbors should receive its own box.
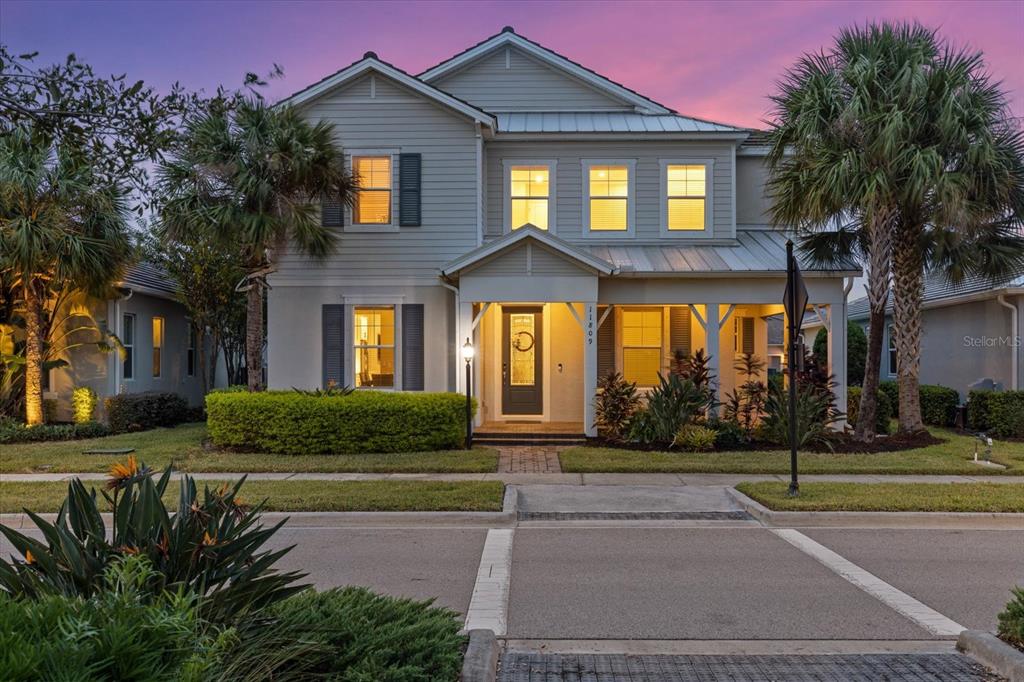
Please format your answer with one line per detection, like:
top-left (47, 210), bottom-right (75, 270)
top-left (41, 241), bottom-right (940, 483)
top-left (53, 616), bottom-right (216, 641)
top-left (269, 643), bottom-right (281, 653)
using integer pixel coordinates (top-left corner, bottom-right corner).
top-left (969, 390), bottom-right (1024, 438)
top-left (105, 391), bottom-right (193, 433)
top-left (877, 380), bottom-right (959, 427)
top-left (206, 390), bottom-right (474, 454)
top-left (846, 387), bottom-right (892, 435)
top-left (0, 420), bottom-right (109, 444)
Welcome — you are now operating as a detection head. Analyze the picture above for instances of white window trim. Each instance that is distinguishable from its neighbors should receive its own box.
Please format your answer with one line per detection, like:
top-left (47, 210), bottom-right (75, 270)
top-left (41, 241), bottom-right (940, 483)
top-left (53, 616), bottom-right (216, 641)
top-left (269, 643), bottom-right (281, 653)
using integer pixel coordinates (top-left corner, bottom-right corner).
top-left (122, 313), bottom-right (136, 382)
top-left (346, 148), bottom-right (400, 233)
top-left (343, 296), bottom-right (404, 390)
top-left (887, 324), bottom-right (897, 377)
top-left (580, 159), bottom-right (636, 239)
top-left (503, 159), bottom-right (557, 234)
top-left (151, 316), bottom-right (164, 379)
top-left (659, 158), bottom-right (715, 238)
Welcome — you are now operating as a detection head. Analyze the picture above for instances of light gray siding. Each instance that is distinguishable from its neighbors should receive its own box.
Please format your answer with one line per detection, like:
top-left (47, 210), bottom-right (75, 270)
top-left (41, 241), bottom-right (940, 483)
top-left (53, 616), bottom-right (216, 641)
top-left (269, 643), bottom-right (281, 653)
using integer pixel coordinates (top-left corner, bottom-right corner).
top-left (273, 74), bottom-right (480, 286)
top-left (485, 141), bottom-right (734, 241)
top-left (433, 46), bottom-right (630, 112)
top-left (464, 242), bottom-right (594, 278)
top-left (736, 156), bottom-right (773, 227)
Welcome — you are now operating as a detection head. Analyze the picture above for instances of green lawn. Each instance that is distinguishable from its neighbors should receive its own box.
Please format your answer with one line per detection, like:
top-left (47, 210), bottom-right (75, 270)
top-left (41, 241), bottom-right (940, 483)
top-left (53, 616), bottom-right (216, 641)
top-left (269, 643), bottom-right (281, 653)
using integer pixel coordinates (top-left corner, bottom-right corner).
top-left (0, 423), bottom-right (498, 474)
top-left (0, 479), bottom-right (505, 513)
top-left (736, 481), bottom-right (1024, 513)
top-left (560, 428), bottom-right (1024, 475)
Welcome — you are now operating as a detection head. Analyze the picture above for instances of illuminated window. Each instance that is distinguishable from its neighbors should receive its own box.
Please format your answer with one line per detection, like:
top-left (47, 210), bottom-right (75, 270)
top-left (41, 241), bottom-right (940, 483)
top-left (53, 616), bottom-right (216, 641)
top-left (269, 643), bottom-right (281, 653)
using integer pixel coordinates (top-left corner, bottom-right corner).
top-left (353, 156), bottom-right (392, 224)
top-left (588, 164), bottom-right (629, 231)
top-left (666, 164), bottom-right (706, 231)
top-left (122, 313), bottom-right (135, 381)
top-left (152, 317), bottom-right (164, 378)
top-left (622, 308), bottom-right (663, 386)
top-left (510, 165), bottom-right (549, 230)
top-left (354, 306), bottom-right (395, 388)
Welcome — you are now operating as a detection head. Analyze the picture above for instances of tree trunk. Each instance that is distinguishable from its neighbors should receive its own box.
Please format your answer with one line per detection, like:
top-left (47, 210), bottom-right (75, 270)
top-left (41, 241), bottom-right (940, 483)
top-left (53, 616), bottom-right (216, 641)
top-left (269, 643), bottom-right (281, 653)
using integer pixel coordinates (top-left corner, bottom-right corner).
top-left (245, 277), bottom-right (264, 392)
top-left (197, 327), bottom-right (209, 395)
top-left (891, 225), bottom-right (926, 434)
top-left (23, 280), bottom-right (44, 426)
top-left (853, 208), bottom-right (893, 442)
top-left (208, 330), bottom-right (220, 391)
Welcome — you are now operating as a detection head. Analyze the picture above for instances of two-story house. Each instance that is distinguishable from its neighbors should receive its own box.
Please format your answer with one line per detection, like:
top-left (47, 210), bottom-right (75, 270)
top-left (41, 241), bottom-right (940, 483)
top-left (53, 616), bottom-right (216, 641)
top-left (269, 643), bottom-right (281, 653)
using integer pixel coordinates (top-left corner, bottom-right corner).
top-left (267, 28), bottom-right (859, 437)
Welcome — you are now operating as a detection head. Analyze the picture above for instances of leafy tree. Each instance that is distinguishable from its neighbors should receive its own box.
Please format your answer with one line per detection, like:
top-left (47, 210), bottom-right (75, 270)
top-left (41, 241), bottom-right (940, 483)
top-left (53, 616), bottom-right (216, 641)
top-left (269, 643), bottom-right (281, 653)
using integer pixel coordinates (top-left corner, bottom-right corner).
top-left (158, 99), bottom-right (356, 391)
top-left (812, 321), bottom-right (867, 386)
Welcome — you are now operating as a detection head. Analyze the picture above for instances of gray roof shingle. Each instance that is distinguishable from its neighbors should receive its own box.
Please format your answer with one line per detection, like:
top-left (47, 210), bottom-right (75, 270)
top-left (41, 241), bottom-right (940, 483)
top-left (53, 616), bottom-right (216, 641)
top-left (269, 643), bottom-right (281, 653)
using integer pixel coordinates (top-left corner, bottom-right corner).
top-left (847, 268), bottom-right (1024, 319)
top-left (119, 262), bottom-right (177, 297)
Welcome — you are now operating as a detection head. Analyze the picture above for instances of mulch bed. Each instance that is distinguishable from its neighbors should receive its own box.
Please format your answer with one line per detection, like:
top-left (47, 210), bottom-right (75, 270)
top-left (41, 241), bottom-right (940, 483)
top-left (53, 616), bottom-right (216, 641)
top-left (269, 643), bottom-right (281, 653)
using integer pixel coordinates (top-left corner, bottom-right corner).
top-left (586, 430), bottom-right (946, 454)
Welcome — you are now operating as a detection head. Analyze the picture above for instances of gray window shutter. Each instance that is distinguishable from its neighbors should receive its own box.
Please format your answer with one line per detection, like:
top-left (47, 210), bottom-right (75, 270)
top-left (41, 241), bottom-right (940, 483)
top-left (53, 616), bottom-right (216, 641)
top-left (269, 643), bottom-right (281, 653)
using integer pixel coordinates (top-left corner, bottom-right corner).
top-left (402, 304), bottom-right (424, 390)
top-left (742, 316), bottom-right (755, 354)
top-left (399, 153), bottom-right (421, 227)
top-left (322, 196), bottom-right (344, 227)
top-left (322, 304), bottom-right (345, 387)
top-left (596, 306), bottom-right (615, 380)
top-left (670, 306), bottom-right (692, 358)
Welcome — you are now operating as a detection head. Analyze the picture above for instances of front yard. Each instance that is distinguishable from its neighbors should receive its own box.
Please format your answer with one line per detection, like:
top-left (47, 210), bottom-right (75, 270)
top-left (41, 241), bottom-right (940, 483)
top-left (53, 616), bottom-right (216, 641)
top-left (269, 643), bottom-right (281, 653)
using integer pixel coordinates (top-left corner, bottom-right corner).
top-left (0, 423), bottom-right (498, 473)
top-left (736, 481), bottom-right (1024, 513)
top-left (560, 428), bottom-right (1024, 475)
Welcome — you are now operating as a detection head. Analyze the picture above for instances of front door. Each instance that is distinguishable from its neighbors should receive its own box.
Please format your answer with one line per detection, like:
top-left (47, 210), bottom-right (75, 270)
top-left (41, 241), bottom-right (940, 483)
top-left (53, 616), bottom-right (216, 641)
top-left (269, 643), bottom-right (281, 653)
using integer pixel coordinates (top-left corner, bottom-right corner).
top-left (502, 306), bottom-right (543, 415)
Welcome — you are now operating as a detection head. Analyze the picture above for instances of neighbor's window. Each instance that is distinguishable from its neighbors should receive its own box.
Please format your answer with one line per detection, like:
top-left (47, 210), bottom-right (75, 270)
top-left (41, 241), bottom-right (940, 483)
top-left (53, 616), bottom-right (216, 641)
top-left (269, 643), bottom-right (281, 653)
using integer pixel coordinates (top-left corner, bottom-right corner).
top-left (122, 313), bottom-right (135, 380)
top-left (588, 165), bottom-right (628, 231)
top-left (152, 317), bottom-right (164, 378)
top-left (353, 156), bottom-right (392, 224)
top-left (887, 325), bottom-right (897, 376)
top-left (354, 306), bottom-right (395, 388)
top-left (622, 308), bottom-right (663, 386)
top-left (187, 325), bottom-right (196, 377)
top-left (666, 164), bottom-right (706, 231)
top-left (510, 165), bottom-right (549, 230)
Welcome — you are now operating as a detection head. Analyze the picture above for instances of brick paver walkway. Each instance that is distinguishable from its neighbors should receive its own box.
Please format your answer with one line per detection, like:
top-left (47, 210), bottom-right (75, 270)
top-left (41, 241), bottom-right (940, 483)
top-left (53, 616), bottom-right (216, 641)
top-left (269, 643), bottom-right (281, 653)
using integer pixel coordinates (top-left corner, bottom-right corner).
top-left (498, 652), bottom-right (996, 681)
top-left (498, 446), bottom-right (564, 474)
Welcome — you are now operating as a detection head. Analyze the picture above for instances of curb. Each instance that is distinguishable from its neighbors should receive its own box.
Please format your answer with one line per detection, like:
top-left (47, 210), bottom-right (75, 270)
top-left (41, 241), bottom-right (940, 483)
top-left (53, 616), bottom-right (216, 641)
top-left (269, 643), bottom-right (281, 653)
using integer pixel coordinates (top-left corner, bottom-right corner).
top-left (461, 629), bottom-right (499, 682)
top-left (957, 630), bottom-right (1024, 681)
top-left (727, 488), bottom-right (1024, 529)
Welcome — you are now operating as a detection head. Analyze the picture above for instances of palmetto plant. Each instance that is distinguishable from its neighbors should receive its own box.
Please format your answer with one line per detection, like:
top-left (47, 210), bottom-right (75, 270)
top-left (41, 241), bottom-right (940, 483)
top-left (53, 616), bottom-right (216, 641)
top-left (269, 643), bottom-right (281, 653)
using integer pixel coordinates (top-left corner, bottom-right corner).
top-left (158, 99), bottom-right (357, 391)
top-left (0, 456), bottom-right (308, 622)
top-left (0, 128), bottom-right (132, 424)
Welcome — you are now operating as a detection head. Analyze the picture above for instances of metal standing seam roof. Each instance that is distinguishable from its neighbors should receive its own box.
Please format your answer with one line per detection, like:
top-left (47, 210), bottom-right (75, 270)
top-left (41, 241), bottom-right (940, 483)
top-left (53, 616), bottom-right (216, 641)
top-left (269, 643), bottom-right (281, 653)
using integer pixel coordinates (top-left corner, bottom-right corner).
top-left (118, 262), bottom-right (177, 297)
top-left (846, 269), bottom-right (1024, 319)
top-left (585, 230), bottom-right (859, 275)
top-left (496, 112), bottom-right (744, 134)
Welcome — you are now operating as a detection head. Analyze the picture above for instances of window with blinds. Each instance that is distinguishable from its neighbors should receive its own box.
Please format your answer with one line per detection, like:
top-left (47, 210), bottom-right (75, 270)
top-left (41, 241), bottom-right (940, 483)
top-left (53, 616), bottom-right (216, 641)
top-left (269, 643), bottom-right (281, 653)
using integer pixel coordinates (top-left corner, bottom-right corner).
top-left (353, 156), bottom-right (392, 224)
top-left (510, 165), bottom-right (550, 230)
top-left (622, 308), bottom-right (663, 386)
top-left (588, 164), bottom-right (628, 231)
top-left (666, 164), bottom-right (706, 231)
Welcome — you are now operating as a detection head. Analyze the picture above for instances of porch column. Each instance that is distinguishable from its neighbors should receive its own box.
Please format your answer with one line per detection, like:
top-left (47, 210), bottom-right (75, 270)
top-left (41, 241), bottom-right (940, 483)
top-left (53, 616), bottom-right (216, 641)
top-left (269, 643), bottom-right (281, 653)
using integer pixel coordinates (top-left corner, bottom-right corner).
top-left (583, 301), bottom-right (598, 437)
top-left (705, 303), bottom-right (721, 410)
top-left (828, 300), bottom-right (848, 429)
top-left (457, 301), bottom-right (473, 395)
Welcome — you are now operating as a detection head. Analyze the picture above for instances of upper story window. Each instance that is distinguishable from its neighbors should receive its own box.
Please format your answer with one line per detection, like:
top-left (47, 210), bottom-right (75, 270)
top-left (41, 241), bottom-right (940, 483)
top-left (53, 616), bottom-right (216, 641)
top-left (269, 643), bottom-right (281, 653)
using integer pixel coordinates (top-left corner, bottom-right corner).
top-left (354, 306), bottom-right (395, 388)
top-left (505, 161), bottom-right (555, 232)
top-left (661, 160), bottom-right (712, 235)
top-left (621, 308), bottom-right (663, 386)
top-left (353, 156), bottom-right (392, 224)
top-left (584, 161), bottom-right (635, 236)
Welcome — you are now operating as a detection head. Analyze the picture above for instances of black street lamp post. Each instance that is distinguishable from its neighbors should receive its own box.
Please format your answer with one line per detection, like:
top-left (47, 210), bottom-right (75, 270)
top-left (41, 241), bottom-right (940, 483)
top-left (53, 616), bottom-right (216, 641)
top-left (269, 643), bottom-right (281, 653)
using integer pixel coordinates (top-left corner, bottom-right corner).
top-left (462, 337), bottom-right (474, 449)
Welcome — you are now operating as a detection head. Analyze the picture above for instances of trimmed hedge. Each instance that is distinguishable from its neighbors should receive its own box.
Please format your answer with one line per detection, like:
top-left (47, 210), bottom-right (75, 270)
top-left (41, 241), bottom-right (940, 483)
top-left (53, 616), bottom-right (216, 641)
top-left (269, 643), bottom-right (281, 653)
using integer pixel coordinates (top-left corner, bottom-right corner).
top-left (0, 420), bottom-right (109, 444)
top-left (206, 390), bottom-right (474, 454)
top-left (920, 385), bottom-right (959, 427)
top-left (105, 391), bottom-right (190, 433)
top-left (976, 391), bottom-right (1024, 438)
top-left (847, 387), bottom-right (892, 435)
top-left (879, 380), bottom-right (899, 417)
top-left (968, 390), bottom-right (993, 431)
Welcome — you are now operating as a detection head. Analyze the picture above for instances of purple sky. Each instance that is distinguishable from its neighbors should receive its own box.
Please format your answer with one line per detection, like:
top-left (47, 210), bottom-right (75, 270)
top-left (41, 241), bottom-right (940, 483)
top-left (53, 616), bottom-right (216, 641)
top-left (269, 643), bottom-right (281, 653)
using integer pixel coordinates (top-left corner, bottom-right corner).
top-left (3, 0), bottom-right (1022, 128)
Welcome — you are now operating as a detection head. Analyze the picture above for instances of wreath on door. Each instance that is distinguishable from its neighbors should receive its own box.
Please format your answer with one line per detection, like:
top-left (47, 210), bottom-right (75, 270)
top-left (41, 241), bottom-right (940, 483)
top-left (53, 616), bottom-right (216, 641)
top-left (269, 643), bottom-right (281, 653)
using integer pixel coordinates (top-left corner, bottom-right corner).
top-left (512, 330), bottom-right (535, 352)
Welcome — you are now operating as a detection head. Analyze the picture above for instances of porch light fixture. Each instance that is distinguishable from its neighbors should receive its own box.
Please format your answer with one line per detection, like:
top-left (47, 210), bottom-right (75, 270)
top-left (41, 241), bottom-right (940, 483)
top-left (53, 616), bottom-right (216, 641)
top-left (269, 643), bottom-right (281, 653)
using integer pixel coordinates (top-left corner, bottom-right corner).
top-left (462, 338), bottom-right (474, 449)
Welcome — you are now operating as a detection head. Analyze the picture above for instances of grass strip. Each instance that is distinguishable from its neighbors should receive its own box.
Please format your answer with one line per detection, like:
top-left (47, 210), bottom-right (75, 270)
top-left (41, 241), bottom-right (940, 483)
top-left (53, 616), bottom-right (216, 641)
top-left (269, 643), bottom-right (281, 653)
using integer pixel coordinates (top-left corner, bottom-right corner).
top-left (735, 481), bottom-right (1024, 513)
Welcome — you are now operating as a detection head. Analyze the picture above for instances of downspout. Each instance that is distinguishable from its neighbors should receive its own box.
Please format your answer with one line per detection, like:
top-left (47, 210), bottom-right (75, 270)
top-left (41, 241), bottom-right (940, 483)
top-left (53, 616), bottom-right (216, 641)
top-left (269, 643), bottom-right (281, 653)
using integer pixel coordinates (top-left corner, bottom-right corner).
top-left (844, 277), bottom-right (855, 298)
top-left (475, 122), bottom-right (484, 246)
top-left (112, 288), bottom-right (133, 396)
top-left (997, 293), bottom-right (1019, 390)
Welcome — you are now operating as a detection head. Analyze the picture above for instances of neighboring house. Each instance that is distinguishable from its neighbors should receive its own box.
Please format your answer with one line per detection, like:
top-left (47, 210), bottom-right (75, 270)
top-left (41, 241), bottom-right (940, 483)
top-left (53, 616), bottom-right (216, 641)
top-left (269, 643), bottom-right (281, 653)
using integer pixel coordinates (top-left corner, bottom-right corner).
top-left (45, 263), bottom-right (208, 419)
top-left (835, 270), bottom-right (1023, 401)
top-left (267, 27), bottom-right (859, 436)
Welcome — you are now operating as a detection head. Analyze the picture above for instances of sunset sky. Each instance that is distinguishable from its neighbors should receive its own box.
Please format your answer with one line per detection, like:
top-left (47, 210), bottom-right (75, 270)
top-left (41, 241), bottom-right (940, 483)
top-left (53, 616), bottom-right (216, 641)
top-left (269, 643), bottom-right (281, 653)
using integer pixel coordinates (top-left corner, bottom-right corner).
top-left (3, 0), bottom-right (1022, 128)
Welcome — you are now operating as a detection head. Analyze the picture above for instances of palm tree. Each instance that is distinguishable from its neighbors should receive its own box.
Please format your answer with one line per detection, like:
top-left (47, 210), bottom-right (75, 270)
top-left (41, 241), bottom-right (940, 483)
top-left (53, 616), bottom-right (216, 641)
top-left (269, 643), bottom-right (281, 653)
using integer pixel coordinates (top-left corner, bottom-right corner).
top-left (158, 99), bottom-right (356, 391)
top-left (0, 128), bottom-right (131, 424)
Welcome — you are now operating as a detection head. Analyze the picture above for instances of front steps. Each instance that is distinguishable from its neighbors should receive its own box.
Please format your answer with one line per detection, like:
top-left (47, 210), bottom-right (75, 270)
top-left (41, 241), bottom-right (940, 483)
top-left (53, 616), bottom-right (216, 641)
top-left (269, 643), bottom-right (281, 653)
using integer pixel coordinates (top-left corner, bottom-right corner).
top-left (472, 430), bottom-right (587, 447)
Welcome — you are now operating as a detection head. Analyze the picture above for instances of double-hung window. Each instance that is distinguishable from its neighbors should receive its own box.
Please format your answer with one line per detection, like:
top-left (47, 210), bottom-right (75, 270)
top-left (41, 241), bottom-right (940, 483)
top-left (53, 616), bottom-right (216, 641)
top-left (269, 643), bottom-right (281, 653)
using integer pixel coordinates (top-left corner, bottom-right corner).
top-left (508, 164), bottom-right (552, 230)
top-left (354, 306), bottom-right (395, 388)
top-left (152, 317), bottom-right (164, 378)
top-left (622, 308), bottom-right (663, 386)
top-left (662, 161), bottom-right (711, 234)
top-left (353, 156), bottom-right (392, 224)
top-left (584, 161), bottom-right (633, 234)
top-left (887, 325), bottom-right (897, 376)
top-left (122, 313), bottom-right (135, 381)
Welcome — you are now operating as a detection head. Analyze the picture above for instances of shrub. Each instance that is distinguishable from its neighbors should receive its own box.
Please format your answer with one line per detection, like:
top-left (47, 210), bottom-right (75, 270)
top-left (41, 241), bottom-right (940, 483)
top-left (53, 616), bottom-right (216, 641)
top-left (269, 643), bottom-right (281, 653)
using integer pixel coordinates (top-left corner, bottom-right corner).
top-left (0, 420), bottom-right (109, 444)
top-left (998, 587), bottom-right (1024, 648)
top-left (968, 389), bottom-right (993, 431)
top-left (71, 386), bottom-right (98, 423)
top-left (42, 398), bottom-right (57, 423)
top-left (673, 424), bottom-right (717, 452)
top-left (879, 380), bottom-right (899, 417)
top-left (988, 391), bottom-right (1024, 438)
top-left (812, 322), bottom-right (866, 386)
top-left (272, 587), bottom-right (466, 681)
top-left (760, 379), bottom-right (842, 451)
top-left (0, 457), bottom-right (307, 622)
top-left (919, 384), bottom-right (959, 426)
top-left (594, 372), bottom-right (642, 443)
top-left (105, 391), bottom-right (190, 433)
top-left (709, 418), bottom-right (747, 449)
top-left (723, 353), bottom-right (767, 438)
top-left (207, 390), bottom-right (474, 454)
top-left (847, 387), bottom-right (892, 435)
top-left (627, 373), bottom-right (715, 445)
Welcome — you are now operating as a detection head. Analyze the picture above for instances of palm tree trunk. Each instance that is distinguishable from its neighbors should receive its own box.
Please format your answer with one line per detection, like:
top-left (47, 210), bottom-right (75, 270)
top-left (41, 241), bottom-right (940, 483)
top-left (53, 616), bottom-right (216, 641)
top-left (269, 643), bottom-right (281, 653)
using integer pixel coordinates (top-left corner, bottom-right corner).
top-left (853, 208), bottom-right (893, 442)
top-left (245, 276), bottom-right (264, 392)
top-left (197, 328), bottom-right (208, 395)
top-left (891, 225), bottom-right (926, 434)
top-left (23, 280), bottom-right (44, 426)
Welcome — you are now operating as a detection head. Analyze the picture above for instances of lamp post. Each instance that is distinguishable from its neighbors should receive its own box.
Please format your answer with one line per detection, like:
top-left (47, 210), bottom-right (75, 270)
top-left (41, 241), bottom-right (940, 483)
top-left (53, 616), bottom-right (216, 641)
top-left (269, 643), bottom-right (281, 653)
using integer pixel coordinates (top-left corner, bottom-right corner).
top-left (462, 337), bottom-right (474, 449)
